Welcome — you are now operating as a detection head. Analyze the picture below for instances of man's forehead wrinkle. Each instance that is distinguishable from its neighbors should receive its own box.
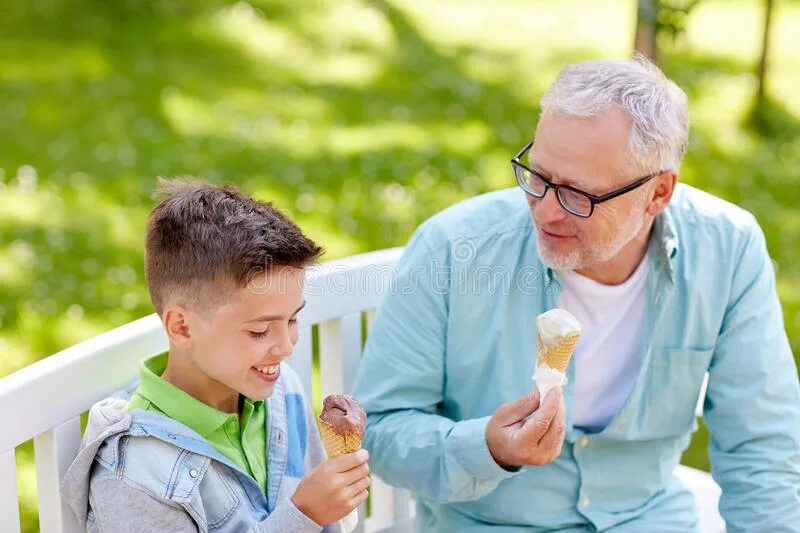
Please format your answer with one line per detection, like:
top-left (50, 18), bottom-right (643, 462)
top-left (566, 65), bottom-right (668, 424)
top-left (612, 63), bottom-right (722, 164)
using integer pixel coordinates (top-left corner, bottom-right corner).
top-left (528, 152), bottom-right (593, 191)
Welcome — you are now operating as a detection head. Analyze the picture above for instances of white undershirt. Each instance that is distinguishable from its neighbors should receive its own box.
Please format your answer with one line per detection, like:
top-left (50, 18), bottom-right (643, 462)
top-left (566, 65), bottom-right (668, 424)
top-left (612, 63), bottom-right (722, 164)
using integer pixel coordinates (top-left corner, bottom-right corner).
top-left (557, 252), bottom-right (649, 432)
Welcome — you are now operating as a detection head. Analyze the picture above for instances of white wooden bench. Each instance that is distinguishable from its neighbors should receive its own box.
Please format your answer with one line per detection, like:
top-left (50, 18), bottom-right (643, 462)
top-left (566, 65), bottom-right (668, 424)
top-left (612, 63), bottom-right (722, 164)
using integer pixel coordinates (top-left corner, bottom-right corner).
top-left (0, 247), bottom-right (725, 532)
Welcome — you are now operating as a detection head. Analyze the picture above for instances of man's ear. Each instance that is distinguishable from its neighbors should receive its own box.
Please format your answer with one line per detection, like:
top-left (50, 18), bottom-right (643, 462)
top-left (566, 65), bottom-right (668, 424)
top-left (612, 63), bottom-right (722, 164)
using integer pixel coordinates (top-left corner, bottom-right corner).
top-left (162, 304), bottom-right (194, 350)
top-left (646, 171), bottom-right (677, 217)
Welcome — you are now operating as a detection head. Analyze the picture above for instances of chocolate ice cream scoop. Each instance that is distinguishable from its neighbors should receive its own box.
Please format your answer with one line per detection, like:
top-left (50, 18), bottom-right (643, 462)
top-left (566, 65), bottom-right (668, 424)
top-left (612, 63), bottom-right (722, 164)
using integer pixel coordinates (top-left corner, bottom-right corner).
top-left (319, 394), bottom-right (366, 436)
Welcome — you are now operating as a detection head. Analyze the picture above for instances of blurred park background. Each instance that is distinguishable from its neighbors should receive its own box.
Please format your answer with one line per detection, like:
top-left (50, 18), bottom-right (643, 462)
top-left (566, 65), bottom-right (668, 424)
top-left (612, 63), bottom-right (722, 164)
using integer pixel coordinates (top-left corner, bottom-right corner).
top-left (1, 0), bottom-right (798, 530)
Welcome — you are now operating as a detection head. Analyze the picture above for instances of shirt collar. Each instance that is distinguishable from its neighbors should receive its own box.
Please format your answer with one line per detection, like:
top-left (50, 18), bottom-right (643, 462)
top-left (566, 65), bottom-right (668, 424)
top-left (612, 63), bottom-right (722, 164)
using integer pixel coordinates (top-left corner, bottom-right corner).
top-left (542, 210), bottom-right (679, 286)
top-left (136, 352), bottom-right (258, 438)
top-left (651, 208), bottom-right (679, 284)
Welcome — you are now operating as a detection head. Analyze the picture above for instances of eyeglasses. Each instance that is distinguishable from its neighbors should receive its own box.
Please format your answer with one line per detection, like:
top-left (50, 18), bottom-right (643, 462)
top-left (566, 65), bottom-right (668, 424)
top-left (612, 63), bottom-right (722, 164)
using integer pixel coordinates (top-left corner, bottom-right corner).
top-left (511, 140), bottom-right (663, 218)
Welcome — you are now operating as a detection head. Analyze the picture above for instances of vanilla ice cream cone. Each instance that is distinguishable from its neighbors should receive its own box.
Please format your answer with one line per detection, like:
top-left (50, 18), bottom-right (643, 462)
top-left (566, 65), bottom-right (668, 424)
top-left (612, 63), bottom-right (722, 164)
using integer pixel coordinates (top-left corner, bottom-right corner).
top-left (536, 332), bottom-right (580, 373)
top-left (533, 309), bottom-right (582, 398)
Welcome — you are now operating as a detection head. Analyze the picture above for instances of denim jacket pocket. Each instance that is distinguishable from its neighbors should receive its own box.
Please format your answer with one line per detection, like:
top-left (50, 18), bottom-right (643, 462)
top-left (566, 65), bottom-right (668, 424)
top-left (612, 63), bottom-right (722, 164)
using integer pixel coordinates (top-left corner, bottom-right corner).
top-left (198, 462), bottom-right (241, 529)
top-left (639, 346), bottom-right (714, 438)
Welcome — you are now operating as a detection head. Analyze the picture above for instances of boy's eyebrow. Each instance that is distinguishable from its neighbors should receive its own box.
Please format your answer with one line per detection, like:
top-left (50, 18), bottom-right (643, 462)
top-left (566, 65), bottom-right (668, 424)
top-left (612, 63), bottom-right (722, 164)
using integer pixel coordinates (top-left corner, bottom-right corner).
top-left (244, 300), bottom-right (307, 323)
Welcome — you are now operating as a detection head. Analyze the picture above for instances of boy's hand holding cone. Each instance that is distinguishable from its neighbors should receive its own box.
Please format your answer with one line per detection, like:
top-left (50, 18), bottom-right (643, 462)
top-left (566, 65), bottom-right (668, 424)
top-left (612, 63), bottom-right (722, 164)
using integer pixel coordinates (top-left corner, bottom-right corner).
top-left (291, 395), bottom-right (369, 530)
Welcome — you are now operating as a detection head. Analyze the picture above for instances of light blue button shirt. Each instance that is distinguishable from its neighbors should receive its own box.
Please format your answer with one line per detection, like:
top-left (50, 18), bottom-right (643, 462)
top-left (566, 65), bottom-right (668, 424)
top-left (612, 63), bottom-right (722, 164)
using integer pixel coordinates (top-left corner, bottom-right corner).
top-left (352, 185), bottom-right (800, 533)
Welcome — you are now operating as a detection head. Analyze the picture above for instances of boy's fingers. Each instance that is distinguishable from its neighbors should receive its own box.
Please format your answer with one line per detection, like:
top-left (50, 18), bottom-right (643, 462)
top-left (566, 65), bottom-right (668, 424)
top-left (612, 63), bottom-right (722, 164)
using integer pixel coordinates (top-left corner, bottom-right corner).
top-left (351, 489), bottom-right (369, 507)
top-left (345, 473), bottom-right (371, 496)
top-left (340, 462), bottom-right (370, 485)
top-left (328, 448), bottom-right (369, 472)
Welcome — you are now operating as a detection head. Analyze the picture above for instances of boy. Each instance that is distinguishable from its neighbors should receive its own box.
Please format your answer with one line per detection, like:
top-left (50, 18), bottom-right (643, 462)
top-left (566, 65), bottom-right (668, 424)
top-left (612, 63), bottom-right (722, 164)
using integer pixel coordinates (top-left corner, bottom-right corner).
top-left (62, 179), bottom-right (370, 532)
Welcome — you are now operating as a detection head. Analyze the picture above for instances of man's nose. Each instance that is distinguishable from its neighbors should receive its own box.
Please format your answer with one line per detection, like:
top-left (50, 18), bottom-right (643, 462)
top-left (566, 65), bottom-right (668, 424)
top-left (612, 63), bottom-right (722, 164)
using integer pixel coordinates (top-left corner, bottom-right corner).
top-left (532, 188), bottom-right (568, 225)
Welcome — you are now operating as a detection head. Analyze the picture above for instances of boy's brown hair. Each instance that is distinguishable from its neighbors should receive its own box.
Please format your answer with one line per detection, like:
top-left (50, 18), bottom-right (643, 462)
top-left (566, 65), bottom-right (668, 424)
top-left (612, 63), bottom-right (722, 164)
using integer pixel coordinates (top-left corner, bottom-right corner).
top-left (145, 177), bottom-right (323, 315)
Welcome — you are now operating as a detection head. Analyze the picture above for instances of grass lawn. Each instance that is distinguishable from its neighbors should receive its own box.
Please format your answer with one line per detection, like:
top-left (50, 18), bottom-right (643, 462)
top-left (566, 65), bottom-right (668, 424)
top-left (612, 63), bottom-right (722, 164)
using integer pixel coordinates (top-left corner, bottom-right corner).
top-left (1, 0), bottom-right (798, 530)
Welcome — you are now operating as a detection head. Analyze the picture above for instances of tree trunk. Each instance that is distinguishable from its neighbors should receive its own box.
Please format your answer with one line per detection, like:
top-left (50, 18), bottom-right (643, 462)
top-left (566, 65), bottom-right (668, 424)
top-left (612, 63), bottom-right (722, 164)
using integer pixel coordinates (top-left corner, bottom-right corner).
top-left (634, 0), bottom-right (660, 64)
top-left (755, 0), bottom-right (774, 111)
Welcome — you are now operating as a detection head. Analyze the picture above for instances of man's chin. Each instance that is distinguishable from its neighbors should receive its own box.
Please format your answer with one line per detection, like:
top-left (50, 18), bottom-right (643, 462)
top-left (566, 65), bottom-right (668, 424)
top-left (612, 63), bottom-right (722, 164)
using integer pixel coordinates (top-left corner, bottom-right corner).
top-left (537, 246), bottom-right (583, 271)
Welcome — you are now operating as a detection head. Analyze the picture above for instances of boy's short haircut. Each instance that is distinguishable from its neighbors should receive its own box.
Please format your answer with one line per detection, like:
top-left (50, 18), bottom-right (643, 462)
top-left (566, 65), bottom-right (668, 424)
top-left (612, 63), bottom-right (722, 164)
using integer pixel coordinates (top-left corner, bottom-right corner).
top-left (145, 177), bottom-right (323, 315)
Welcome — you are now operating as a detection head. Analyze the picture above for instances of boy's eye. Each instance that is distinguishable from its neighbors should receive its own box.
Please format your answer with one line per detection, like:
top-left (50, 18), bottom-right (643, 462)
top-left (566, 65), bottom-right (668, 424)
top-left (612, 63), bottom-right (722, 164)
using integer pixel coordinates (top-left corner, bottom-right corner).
top-left (249, 319), bottom-right (296, 338)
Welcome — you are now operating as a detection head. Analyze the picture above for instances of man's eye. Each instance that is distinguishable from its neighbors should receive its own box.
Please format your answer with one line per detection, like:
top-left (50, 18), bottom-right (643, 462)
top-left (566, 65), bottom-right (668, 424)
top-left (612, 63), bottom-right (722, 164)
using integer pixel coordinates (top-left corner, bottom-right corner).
top-left (249, 329), bottom-right (269, 339)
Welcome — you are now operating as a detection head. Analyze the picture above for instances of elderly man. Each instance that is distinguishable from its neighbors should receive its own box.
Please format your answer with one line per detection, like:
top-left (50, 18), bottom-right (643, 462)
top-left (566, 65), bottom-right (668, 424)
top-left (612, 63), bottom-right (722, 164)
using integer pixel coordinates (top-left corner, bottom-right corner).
top-left (352, 58), bottom-right (800, 532)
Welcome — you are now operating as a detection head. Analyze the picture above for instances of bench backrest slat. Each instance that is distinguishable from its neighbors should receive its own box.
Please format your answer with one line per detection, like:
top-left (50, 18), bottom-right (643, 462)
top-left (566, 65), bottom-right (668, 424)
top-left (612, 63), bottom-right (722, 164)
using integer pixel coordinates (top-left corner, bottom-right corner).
top-left (320, 312), bottom-right (364, 397)
top-left (0, 449), bottom-right (21, 533)
top-left (34, 417), bottom-right (83, 533)
top-left (0, 313), bottom-right (165, 453)
top-left (289, 326), bottom-right (314, 404)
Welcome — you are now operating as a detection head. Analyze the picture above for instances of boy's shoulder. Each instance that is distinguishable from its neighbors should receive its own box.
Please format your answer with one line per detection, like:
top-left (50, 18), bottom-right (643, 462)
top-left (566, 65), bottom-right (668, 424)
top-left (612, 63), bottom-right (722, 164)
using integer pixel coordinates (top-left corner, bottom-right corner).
top-left (98, 423), bottom-right (210, 501)
top-left (88, 363), bottom-right (316, 484)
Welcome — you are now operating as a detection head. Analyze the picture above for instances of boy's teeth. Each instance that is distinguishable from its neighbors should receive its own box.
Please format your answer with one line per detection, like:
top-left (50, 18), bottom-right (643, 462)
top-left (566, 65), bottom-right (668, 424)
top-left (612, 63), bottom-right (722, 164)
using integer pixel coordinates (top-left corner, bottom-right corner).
top-left (257, 365), bottom-right (279, 375)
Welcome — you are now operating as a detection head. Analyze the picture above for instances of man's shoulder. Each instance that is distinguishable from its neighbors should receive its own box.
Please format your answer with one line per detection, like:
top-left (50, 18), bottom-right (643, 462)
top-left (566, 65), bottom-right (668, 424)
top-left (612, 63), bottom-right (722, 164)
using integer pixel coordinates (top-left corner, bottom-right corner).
top-left (669, 183), bottom-right (758, 237)
top-left (416, 188), bottom-right (532, 250)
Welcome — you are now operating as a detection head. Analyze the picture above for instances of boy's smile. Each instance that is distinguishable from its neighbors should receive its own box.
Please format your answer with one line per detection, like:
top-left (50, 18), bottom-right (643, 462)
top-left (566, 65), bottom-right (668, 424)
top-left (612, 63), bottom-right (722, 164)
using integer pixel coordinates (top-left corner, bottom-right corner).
top-left (252, 364), bottom-right (280, 381)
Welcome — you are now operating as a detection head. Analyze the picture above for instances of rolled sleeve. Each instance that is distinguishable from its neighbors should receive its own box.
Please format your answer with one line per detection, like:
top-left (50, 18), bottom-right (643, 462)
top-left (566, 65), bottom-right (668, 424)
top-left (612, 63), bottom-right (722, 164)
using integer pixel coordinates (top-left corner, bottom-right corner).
top-left (447, 416), bottom-right (519, 480)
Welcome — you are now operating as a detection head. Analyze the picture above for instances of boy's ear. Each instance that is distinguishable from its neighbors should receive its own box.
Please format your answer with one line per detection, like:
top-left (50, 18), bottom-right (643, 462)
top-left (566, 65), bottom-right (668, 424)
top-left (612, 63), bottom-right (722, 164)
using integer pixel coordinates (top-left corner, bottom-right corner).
top-left (162, 305), bottom-right (194, 349)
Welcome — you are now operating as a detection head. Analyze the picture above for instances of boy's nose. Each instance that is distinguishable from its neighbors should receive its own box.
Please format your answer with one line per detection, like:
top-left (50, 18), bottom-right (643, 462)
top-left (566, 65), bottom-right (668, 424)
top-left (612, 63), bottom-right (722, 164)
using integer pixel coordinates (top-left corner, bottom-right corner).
top-left (270, 333), bottom-right (295, 359)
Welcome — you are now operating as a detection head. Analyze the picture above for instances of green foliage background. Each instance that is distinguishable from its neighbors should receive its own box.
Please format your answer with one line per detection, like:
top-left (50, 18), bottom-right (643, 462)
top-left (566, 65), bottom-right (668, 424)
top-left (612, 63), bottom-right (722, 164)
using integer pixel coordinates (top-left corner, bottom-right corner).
top-left (1, 1), bottom-right (798, 530)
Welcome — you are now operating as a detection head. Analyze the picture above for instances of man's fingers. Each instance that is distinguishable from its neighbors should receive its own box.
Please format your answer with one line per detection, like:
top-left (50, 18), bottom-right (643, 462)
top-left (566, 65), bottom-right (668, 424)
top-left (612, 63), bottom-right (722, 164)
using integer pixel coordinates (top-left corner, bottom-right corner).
top-left (518, 387), bottom-right (562, 443)
top-left (536, 395), bottom-right (567, 455)
top-left (494, 388), bottom-right (540, 425)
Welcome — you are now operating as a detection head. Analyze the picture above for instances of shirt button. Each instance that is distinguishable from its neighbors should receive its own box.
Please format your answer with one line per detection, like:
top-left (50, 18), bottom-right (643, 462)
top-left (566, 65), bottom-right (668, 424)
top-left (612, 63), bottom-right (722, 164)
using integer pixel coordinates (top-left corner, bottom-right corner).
top-left (578, 437), bottom-right (589, 447)
top-left (189, 469), bottom-right (199, 478)
top-left (580, 495), bottom-right (591, 508)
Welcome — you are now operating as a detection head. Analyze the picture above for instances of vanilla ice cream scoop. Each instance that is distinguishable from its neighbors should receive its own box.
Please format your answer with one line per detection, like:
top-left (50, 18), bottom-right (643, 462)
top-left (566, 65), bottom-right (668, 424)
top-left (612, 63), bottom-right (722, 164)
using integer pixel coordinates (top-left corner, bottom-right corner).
top-left (532, 308), bottom-right (582, 398)
top-left (536, 308), bottom-right (582, 350)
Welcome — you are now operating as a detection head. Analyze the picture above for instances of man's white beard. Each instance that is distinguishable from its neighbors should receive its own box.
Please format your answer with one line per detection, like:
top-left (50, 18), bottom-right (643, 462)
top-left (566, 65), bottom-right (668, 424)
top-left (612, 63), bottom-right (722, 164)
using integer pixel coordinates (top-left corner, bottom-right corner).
top-left (536, 214), bottom-right (646, 273)
top-left (537, 245), bottom-right (583, 271)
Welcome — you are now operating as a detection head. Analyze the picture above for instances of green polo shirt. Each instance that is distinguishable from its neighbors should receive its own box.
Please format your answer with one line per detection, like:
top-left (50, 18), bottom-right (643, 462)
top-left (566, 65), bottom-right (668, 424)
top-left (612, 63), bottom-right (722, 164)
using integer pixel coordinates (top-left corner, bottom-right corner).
top-left (126, 352), bottom-right (268, 494)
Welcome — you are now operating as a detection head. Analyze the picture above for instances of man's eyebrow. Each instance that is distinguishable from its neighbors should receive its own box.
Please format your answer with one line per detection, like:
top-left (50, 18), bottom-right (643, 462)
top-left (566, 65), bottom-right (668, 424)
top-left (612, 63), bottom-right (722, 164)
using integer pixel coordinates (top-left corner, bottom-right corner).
top-left (529, 159), bottom-right (591, 191)
top-left (243, 300), bottom-right (307, 323)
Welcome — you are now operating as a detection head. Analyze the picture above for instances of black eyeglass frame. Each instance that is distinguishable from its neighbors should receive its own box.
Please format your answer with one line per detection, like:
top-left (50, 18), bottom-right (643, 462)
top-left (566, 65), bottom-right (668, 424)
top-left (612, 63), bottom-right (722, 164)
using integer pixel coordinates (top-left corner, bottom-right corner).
top-left (511, 140), bottom-right (664, 218)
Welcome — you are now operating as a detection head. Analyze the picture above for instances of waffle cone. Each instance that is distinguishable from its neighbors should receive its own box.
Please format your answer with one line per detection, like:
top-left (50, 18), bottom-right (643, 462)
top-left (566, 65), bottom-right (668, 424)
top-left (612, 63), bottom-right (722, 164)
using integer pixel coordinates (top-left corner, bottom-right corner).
top-left (317, 417), bottom-right (362, 457)
top-left (537, 332), bottom-right (580, 373)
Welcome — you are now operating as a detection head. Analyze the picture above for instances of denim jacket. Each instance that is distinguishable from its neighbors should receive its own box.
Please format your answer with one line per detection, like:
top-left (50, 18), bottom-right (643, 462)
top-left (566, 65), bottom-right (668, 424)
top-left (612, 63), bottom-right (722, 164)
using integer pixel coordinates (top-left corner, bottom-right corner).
top-left (62, 362), bottom-right (344, 532)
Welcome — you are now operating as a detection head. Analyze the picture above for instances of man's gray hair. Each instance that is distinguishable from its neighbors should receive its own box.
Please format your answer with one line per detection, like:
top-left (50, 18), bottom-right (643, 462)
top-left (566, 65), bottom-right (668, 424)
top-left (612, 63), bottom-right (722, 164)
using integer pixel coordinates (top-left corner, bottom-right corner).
top-left (540, 56), bottom-right (689, 173)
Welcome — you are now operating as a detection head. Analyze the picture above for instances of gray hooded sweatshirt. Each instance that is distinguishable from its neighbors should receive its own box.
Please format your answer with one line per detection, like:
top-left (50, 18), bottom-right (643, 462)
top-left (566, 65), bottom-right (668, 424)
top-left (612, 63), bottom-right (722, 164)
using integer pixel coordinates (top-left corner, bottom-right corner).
top-left (61, 364), bottom-right (348, 532)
